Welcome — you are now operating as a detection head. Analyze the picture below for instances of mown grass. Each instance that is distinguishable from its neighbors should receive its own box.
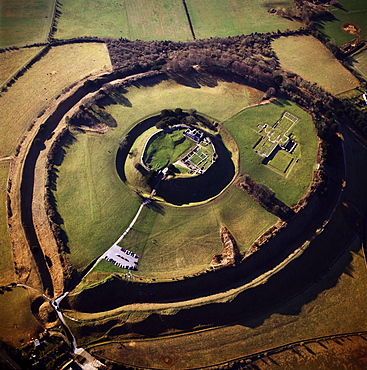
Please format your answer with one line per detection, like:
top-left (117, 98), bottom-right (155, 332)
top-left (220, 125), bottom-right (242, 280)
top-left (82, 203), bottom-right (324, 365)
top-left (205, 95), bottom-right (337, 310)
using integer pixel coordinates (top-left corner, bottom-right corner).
top-left (118, 187), bottom-right (276, 278)
top-left (0, 43), bottom-right (111, 157)
top-left (224, 99), bottom-right (318, 206)
top-left (186, 0), bottom-right (300, 39)
top-left (272, 35), bottom-right (360, 95)
top-left (54, 0), bottom-right (191, 41)
top-left (56, 78), bottom-right (272, 273)
top-left (0, 162), bottom-right (14, 286)
top-left (0, 47), bottom-right (44, 87)
top-left (143, 129), bottom-right (194, 170)
top-left (316, 0), bottom-right (367, 46)
top-left (0, 0), bottom-right (54, 48)
top-left (269, 150), bottom-right (294, 173)
top-left (0, 288), bottom-right (43, 347)
top-left (55, 131), bottom-right (142, 271)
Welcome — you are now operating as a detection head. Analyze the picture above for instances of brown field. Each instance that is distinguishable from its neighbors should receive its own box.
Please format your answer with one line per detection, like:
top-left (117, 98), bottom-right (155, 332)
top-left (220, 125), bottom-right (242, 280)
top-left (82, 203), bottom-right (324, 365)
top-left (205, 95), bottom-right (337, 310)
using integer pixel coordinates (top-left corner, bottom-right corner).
top-left (0, 42), bottom-right (111, 157)
top-left (0, 0), bottom-right (54, 48)
top-left (0, 288), bottom-right (43, 347)
top-left (272, 35), bottom-right (360, 95)
top-left (0, 47), bottom-right (44, 88)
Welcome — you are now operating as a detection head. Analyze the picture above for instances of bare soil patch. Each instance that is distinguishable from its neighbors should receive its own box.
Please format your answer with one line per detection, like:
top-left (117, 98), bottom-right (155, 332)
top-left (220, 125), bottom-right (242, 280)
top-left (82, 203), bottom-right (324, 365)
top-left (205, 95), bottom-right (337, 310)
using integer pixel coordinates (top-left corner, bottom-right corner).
top-left (342, 23), bottom-right (360, 36)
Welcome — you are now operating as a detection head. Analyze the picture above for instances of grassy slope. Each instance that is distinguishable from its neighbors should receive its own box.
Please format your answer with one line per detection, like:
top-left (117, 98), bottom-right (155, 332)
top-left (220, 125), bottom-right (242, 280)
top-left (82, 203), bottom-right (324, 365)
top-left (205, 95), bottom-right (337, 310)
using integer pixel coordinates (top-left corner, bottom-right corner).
top-left (119, 187), bottom-right (276, 278)
top-left (224, 100), bottom-right (318, 206)
top-left (316, 0), bottom-right (367, 46)
top-left (0, 162), bottom-right (14, 286)
top-left (54, 0), bottom-right (191, 41)
top-left (0, 47), bottom-right (43, 87)
top-left (56, 131), bottom-right (142, 270)
top-left (0, 288), bottom-right (43, 347)
top-left (0, 0), bottom-right (54, 48)
top-left (91, 243), bottom-right (367, 368)
top-left (186, 0), bottom-right (300, 39)
top-left (0, 43), bottom-right (111, 157)
top-left (272, 35), bottom-right (360, 95)
top-left (56, 78), bottom-right (271, 273)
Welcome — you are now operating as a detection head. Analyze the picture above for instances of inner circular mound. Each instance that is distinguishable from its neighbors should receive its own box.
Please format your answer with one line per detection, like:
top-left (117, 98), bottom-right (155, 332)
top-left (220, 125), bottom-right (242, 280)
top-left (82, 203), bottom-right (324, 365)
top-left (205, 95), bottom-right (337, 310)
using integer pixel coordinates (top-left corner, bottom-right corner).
top-left (116, 111), bottom-right (237, 206)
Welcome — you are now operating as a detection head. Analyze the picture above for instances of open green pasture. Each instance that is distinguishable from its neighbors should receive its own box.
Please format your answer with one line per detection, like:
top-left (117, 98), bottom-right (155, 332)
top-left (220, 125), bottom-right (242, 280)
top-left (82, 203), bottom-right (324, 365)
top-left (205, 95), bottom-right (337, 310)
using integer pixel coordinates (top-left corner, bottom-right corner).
top-left (0, 46), bottom-right (44, 88)
top-left (0, 43), bottom-right (111, 157)
top-left (54, 0), bottom-right (191, 41)
top-left (186, 0), bottom-right (300, 39)
top-left (56, 131), bottom-right (142, 271)
top-left (352, 48), bottom-right (367, 81)
top-left (53, 0), bottom-right (299, 41)
top-left (0, 162), bottom-right (14, 286)
top-left (118, 186), bottom-right (275, 279)
top-left (224, 100), bottom-right (318, 206)
top-left (55, 78), bottom-right (271, 273)
top-left (0, 0), bottom-right (54, 48)
top-left (316, 0), bottom-right (367, 46)
top-left (272, 35), bottom-right (360, 95)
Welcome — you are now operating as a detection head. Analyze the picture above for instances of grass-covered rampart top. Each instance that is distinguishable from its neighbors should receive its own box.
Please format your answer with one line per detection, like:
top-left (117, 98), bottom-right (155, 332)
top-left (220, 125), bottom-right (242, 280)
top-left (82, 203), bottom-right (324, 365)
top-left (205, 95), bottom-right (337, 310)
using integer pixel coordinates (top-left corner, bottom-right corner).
top-left (55, 76), bottom-right (317, 280)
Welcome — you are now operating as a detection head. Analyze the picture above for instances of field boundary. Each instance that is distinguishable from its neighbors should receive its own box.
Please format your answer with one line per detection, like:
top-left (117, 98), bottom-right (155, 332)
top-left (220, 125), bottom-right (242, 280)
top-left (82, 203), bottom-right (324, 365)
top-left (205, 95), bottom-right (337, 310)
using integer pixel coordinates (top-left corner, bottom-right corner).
top-left (1, 46), bottom-right (50, 92)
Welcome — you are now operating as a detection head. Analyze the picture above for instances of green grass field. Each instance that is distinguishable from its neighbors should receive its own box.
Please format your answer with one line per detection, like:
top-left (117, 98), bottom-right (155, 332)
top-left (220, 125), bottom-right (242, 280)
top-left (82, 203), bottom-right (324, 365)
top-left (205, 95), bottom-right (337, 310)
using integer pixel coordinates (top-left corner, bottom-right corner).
top-left (0, 43), bottom-right (111, 157)
top-left (224, 100), bottom-right (318, 206)
top-left (186, 0), bottom-right (300, 39)
top-left (316, 0), bottom-right (367, 46)
top-left (54, 0), bottom-right (299, 41)
top-left (0, 162), bottom-right (14, 286)
top-left (54, 0), bottom-right (192, 41)
top-left (272, 35), bottom-right (360, 95)
top-left (268, 150), bottom-right (294, 174)
top-left (0, 0), bottom-right (54, 48)
top-left (143, 129), bottom-right (195, 170)
top-left (55, 78), bottom-right (274, 274)
top-left (352, 48), bottom-right (367, 81)
top-left (0, 47), bottom-right (44, 88)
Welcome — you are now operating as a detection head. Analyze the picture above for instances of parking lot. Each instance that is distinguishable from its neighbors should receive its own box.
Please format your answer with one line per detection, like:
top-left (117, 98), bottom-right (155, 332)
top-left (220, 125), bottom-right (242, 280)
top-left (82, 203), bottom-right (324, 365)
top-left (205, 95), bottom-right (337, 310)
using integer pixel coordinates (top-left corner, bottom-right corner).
top-left (102, 244), bottom-right (139, 270)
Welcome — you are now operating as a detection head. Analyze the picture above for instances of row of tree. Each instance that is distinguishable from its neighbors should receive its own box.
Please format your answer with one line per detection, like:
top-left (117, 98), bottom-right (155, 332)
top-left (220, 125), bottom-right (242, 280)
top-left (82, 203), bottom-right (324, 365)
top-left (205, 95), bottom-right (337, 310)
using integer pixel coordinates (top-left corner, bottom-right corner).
top-left (239, 175), bottom-right (295, 220)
